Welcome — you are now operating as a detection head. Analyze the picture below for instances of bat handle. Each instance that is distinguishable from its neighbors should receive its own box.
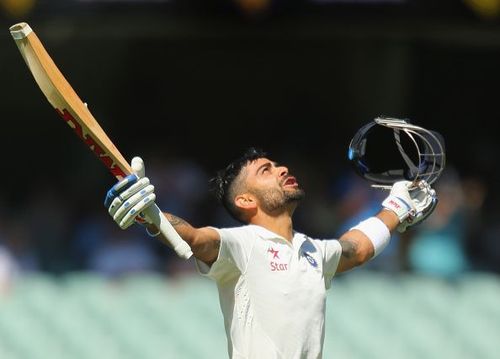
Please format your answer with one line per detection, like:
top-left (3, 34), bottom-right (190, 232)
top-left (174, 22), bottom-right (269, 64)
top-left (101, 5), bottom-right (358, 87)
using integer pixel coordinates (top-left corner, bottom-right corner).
top-left (142, 204), bottom-right (193, 260)
top-left (371, 184), bottom-right (392, 190)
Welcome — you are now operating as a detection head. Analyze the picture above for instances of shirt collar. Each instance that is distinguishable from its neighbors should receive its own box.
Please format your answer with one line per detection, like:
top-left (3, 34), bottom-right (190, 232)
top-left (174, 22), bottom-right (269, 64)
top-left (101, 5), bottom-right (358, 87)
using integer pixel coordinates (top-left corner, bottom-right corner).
top-left (247, 224), bottom-right (306, 245)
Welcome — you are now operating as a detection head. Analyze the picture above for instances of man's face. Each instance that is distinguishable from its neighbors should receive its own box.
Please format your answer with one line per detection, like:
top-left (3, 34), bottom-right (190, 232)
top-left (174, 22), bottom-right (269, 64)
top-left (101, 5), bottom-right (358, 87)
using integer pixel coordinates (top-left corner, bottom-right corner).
top-left (242, 157), bottom-right (305, 213)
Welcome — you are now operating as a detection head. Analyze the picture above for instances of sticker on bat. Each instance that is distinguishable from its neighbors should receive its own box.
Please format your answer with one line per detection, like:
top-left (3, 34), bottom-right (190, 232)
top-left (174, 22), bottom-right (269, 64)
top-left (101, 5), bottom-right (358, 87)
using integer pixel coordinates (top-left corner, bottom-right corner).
top-left (56, 108), bottom-right (127, 178)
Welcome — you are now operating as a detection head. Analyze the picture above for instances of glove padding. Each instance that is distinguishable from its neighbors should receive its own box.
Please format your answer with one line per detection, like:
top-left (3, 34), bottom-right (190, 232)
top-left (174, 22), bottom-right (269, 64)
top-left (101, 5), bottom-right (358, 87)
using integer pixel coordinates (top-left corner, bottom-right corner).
top-left (104, 157), bottom-right (156, 229)
top-left (382, 180), bottom-right (438, 233)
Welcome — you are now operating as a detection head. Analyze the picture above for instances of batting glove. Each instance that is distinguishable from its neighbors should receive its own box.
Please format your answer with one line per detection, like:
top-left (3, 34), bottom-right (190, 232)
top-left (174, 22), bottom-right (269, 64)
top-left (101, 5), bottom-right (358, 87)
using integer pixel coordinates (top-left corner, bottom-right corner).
top-left (104, 157), bottom-right (156, 229)
top-left (397, 180), bottom-right (438, 233)
top-left (382, 180), bottom-right (438, 233)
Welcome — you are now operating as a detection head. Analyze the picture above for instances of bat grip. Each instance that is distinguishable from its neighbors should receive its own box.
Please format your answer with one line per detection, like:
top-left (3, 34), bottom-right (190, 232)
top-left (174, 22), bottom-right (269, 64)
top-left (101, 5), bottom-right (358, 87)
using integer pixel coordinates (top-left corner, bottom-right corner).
top-left (142, 204), bottom-right (193, 260)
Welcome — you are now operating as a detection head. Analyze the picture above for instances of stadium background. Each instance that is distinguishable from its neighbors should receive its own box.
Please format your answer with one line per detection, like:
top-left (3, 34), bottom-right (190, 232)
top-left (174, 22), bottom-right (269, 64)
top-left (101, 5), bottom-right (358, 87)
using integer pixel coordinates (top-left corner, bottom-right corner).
top-left (0, 1), bottom-right (499, 358)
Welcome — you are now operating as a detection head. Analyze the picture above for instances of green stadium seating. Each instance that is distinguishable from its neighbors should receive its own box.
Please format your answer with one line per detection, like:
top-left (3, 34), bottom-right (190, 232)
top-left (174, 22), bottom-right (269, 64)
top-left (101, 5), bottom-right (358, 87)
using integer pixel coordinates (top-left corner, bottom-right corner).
top-left (0, 271), bottom-right (499, 359)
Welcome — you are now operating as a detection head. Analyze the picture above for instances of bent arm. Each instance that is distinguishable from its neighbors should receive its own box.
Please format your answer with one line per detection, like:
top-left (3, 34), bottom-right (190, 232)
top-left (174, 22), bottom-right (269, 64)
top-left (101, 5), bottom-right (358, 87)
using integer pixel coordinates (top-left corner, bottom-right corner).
top-left (336, 210), bottom-right (399, 273)
top-left (146, 213), bottom-right (220, 266)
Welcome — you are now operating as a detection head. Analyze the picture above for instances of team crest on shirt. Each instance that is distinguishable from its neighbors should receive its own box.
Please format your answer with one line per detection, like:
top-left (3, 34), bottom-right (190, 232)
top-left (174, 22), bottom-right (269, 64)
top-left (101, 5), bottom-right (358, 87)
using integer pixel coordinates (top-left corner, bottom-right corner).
top-left (303, 252), bottom-right (318, 268)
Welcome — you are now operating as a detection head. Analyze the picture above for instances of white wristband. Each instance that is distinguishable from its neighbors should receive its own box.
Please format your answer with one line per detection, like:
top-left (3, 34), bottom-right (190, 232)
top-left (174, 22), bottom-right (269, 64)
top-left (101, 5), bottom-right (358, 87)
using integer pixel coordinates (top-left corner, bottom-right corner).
top-left (350, 217), bottom-right (391, 258)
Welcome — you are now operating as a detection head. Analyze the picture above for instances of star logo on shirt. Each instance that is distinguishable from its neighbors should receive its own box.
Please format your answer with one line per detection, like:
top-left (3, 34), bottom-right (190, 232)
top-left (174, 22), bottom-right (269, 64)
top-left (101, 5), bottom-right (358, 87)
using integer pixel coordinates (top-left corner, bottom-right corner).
top-left (267, 247), bottom-right (280, 259)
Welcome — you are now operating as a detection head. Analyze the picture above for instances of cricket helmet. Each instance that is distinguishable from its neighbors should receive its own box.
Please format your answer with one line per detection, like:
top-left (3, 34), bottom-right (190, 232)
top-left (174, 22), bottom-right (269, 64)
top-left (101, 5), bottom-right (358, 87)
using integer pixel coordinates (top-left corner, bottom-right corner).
top-left (347, 116), bottom-right (446, 188)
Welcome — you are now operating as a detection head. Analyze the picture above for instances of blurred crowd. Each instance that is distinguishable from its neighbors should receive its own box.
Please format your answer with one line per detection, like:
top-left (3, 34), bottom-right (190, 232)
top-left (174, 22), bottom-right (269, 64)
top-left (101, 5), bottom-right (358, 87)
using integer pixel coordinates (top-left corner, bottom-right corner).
top-left (0, 154), bottom-right (498, 292)
top-left (1, 0), bottom-right (500, 292)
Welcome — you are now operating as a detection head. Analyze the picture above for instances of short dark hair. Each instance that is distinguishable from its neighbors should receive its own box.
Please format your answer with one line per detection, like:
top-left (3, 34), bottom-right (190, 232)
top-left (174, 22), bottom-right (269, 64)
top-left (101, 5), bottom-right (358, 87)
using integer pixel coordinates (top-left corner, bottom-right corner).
top-left (209, 147), bottom-right (267, 223)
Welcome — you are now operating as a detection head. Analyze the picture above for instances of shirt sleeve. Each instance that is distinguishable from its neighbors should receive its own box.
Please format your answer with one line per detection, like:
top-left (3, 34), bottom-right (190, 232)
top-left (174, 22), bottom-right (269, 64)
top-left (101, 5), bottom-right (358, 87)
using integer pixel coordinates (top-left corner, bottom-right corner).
top-left (317, 239), bottom-right (342, 289)
top-left (195, 226), bottom-right (256, 283)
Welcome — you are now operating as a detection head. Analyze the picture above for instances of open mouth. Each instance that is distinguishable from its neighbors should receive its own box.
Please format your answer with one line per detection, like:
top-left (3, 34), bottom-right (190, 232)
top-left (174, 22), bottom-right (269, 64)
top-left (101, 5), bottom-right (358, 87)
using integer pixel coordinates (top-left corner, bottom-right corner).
top-left (282, 176), bottom-right (298, 188)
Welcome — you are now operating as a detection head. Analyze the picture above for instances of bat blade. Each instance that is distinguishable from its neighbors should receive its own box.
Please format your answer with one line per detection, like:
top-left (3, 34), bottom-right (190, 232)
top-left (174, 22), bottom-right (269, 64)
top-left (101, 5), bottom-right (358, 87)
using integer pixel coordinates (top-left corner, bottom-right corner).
top-left (10, 22), bottom-right (193, 260)
top-left (10, 22), bottom-right (130, 179)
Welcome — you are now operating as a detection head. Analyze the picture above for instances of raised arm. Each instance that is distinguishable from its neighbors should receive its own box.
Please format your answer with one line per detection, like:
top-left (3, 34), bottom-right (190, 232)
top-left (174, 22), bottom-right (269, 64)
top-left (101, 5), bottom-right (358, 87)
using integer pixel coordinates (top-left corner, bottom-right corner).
top-left (336, 210), bottom-right (398, 273)
top-left (103, 157), bottom-right (221, 265)
top-left (145, 215), bottom-right (220, 265)
top-left (336, 180), bottom-right (437, 273)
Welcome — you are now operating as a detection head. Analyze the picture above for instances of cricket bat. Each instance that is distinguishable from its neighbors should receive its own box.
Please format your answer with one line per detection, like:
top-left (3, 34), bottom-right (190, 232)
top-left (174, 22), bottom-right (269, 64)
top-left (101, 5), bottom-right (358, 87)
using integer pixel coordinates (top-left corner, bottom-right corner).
top-left (10, 22), bottom-right (193, 260)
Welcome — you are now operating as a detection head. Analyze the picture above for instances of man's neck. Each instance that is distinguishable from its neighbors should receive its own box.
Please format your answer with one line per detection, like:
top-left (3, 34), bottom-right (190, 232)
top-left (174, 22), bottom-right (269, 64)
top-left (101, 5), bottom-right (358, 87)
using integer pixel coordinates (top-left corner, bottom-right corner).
top-left (250, 212), bottom-right (294, 241)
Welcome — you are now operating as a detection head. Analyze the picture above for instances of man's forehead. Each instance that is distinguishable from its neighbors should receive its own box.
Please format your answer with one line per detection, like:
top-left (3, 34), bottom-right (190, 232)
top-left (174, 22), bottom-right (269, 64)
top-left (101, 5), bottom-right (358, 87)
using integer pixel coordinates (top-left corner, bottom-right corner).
top-left (245, 157), bottom-right (273, 170)
top-left (238, 158), bottom-right (272, 181)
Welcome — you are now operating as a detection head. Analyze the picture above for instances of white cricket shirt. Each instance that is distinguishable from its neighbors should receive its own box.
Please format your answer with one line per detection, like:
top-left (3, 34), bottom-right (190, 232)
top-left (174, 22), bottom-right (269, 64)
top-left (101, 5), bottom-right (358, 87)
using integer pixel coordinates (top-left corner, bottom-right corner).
top-left (196, 224), bottom-right (343, 359)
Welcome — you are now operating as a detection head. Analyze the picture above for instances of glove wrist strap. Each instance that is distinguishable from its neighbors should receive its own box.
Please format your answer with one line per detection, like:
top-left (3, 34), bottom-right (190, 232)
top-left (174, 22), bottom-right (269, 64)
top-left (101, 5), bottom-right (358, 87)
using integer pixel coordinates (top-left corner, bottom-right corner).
top-left (382, 195), bottom-right (414, 222)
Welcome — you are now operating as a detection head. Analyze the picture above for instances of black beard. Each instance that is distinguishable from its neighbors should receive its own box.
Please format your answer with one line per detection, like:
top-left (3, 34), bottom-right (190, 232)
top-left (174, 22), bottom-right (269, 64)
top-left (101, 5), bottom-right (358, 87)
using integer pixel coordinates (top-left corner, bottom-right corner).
top-left (256, 187), bottom-right (305, 213)
top-left (284, 188), bottom-right (305, 203)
